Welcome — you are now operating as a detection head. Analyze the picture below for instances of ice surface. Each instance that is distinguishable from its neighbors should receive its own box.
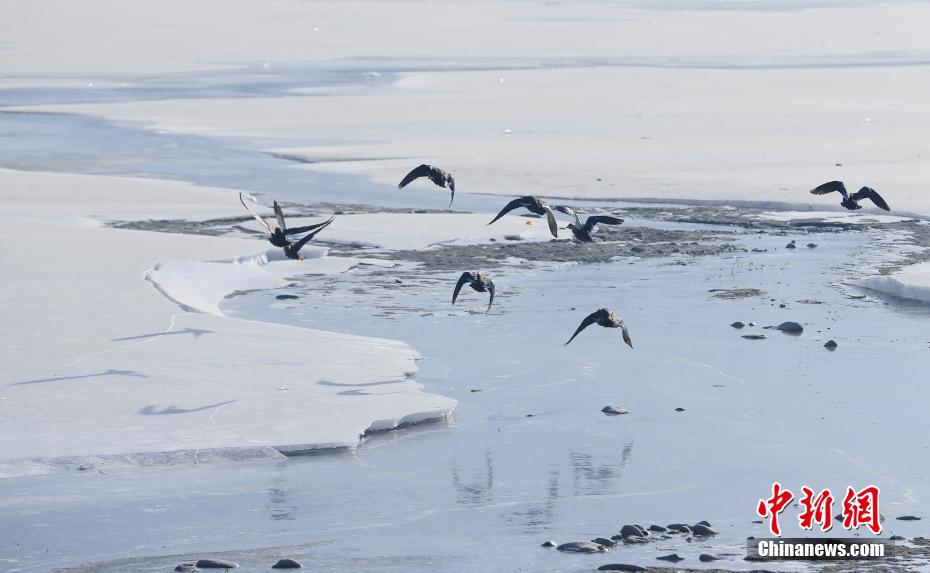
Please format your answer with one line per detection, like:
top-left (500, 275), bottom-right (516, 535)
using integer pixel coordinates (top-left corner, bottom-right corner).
top-left (758, 211), bottom-right (916, 224)
top-left (3, 0), bottom-right (930, 570)
top-left (5, 228), bottom-right (930, 573)
top-left (0, 169), bottom-right (455, 478)
top-left (854, 261), bottom-right (930, 304)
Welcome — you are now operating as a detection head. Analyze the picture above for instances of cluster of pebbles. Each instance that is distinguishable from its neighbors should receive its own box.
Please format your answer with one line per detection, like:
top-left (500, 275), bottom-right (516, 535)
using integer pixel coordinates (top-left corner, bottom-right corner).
top-left (544, 521), bottom-right (724, 569)
top-left (175, 558), bottom-right (302, 571)
top-left (731, 319), bottom-right (840, 349)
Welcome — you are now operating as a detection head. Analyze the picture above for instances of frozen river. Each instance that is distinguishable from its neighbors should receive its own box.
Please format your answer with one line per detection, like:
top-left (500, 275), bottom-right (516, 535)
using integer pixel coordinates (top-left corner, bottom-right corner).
top-left (3, 1), bottom-right (930, 571)
top-left (3, 222), bottom-right (929, 572)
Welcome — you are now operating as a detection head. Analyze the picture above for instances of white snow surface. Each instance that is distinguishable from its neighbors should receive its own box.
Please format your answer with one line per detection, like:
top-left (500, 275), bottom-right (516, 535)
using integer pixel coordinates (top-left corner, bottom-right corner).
top-left (12, 1), bottom-right (930, 217)
top-left (853, 262), bottom-right (930, 304)
top-left (757, 211), bottom-right (915, 225)
top-left (0, 169), bottom-right (456, 478)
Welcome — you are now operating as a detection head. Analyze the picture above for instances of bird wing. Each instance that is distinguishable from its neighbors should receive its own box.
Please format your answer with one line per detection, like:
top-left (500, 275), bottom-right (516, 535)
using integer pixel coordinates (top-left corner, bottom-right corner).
top-left (564, 309), bottom-right (609, 346)
top-left (810, 181), bottom-right (848, 198)
top-left (448, 176), bottom-right (455, 207)
top-left (239, 193), bottom-right (272, 232)
top-left (583, 215), bottom-right (624, 234)
top-left (289, 216), bottom-right (334, 251)
top-left (542, 206), bottom-right (559, 238)
top-left (485, 279), bottom-right (495, 314)
top-left (850, 186), bottom-right (890, 211)
top-left (452, 272), bottom-right (476, 305)
top-left (619, 320), bottom-right (633, 349)
top-left (488, 196), bottom-right (534, 225)
top-left (553, 205), bottom-right (582, 226)
top-left (272, 201), bottom-right (288, 232)
top-left (285, 217), bottom-right (336, 236)
top-left (398, 164), bottom-right (432, 188)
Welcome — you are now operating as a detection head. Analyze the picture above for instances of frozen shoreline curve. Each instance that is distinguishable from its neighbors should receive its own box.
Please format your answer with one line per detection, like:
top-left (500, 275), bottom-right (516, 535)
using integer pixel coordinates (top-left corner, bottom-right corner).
top-left (0, 168), bottom-right (456, 479)
top-left (853, 261), bottom-right (930, 304)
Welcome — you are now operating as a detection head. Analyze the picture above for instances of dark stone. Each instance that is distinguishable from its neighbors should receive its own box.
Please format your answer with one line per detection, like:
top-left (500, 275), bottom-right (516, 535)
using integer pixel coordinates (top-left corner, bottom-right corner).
top-left (897, 515), bottom-right (922, 521)
top-left (786, 241), bottom-right (796, 249)
top-left (674, 407), bottom-right (685, 412)
top-left (695, 520), bottom-right (711, 527)
top-left (700, 554), bottom-right (722, 562)
top-left (597, 565), bottom-right (647, 572)
top-left (175, 565), bottom-right (199, 573)
top-left (469, 389), bottom-right (483, 392)
top-left (775, 321), bottom-right (803, 333)
top-left (541, 540), bottom-right (556, 548)
top-left (275, 294), bottom-right (299, 300)
top-left (807, 243), bottom-right (818, 248)
top-left (610, 534), bottom-right (624, 541)
top-left (620, 524), bottom-right (647, 538)
top-left (889, 535), bottom-right (906, 541)
top-left (667, 523), bottom-right (691, 533)
top-left (602, 405), bottom-right (630, 416)
top-left (742, 334), bottom-right (766, 340)
top-left (593, 537), bottom-right (617, 548)
top-left (824, 339), bottom-right (838, 350)
top-left (692, 524), bottom-right (717, 536)
top-left (657, 553), bottom-right (684, 562)
top-left (195, 560), bottom-right (238, 569)
top-left (556, 541), bottom-right (605, 553)
top-left (647, 524), bottom-right (668, 532)
top-left (731, 321), bottom-right (746, 329)
top-left (622, 536), bottom-right (649, 544)
top-left (272, 559), bottom-right (303, 569)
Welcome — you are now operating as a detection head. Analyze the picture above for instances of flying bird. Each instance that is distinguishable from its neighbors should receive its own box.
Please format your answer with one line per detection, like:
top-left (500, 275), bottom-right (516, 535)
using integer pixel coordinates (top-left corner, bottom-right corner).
top-left (452, 272), bottom-right (495, 314)
top-left (488, 196), bottom-right (559, 238)
top-left (282, 216), bottom-right (335, 260)
top-left (564, 308), bottom-right (633, 348)
top-left (553, 206), bottom-right (624, 242)
top-left (398, 164), bottom-right (456, 206)
top-left (239, 193), bottom-right (334, 247)
top-left (809, 181), bottom-right (890, 211)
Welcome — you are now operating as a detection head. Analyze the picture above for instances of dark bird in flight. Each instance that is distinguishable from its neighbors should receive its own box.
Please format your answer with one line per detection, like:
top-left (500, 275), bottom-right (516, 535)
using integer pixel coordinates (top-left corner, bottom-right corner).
top-left (488, 196), bottom-right (559, 238)
top-left (240, 193), bottom-right (334, 247)
top-left (553, 206), bottom-right (624, 242)
top-left (565, 308), bottom-right (633, 348)
top-left (809, 181), bottom-right (890, 211)
top-left (283, 216), bottom-right (335, 260)
top-left (398, 164), bottom-right (456, 206)
top-left (452, 272), bottom-right (495, 314)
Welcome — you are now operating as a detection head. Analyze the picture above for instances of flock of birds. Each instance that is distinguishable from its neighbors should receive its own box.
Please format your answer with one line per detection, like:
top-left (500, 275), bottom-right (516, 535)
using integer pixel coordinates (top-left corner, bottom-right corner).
top-left (239, 163), bottom-right (893, 349)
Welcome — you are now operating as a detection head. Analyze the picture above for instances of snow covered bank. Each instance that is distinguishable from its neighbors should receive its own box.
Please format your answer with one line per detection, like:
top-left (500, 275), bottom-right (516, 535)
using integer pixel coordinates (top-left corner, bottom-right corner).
top-left (853, 262), bottom-right (930, 304)
top-left (0, 169), bottom-right (455, 478)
